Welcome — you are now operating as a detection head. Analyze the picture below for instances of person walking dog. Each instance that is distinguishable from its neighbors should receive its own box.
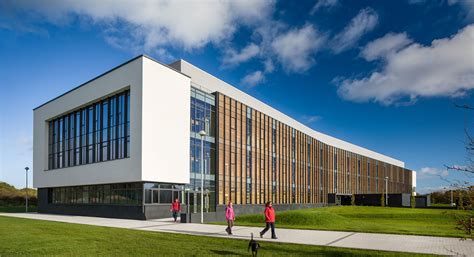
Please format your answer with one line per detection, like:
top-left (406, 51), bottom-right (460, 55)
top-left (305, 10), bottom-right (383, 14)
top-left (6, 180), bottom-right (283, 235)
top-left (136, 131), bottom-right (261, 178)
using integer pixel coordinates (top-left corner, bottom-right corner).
top-left (170, 198), bottom-right (181, 223)
top-left (225, 201), bottom-right (235, 235)
top-left (260, 201), bottom-right (277, 239)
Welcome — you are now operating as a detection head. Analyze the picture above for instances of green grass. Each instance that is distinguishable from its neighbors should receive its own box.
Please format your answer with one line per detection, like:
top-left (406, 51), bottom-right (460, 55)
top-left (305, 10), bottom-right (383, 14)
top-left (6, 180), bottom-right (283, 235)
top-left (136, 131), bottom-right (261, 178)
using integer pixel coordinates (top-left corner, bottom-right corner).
top-left (430, 203), bottom-right (455, 209)
top-left (228, 206), bottom-right (471, 238)
top-left (0, 216), bottom-right (433, 257)
top-left (0, 205), bottom-right (37, 213)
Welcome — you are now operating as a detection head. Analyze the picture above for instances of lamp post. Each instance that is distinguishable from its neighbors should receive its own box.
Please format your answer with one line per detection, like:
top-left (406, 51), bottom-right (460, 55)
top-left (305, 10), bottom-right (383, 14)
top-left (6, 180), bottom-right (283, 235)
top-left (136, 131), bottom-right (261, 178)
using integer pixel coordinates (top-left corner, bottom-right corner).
top-left (384, 176), bottom-right (389, 207)
top-left (198, 130), bottom-right (207, 224)
top-left (25, 167), bottom-right (29, 213)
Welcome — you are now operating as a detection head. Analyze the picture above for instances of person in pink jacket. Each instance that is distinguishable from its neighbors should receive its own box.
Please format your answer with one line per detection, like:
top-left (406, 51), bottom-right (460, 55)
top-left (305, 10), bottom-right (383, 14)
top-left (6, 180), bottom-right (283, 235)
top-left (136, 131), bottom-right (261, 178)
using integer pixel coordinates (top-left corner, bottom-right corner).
top-left (225, 201), bottom-right (235, 235)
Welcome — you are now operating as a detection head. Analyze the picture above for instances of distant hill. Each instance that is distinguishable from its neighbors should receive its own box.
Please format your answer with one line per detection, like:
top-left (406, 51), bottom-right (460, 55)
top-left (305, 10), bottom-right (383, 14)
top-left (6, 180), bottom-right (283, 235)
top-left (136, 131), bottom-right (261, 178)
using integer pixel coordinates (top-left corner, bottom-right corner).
top-left (0, 182), bottom-right (37, 205)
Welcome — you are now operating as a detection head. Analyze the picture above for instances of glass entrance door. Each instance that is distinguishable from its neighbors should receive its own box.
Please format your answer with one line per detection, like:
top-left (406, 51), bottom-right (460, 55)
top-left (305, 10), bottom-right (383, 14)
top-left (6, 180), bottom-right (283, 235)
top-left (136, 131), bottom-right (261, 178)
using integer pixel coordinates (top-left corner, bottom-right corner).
top-left (187, 190), bottom-right (210, 214)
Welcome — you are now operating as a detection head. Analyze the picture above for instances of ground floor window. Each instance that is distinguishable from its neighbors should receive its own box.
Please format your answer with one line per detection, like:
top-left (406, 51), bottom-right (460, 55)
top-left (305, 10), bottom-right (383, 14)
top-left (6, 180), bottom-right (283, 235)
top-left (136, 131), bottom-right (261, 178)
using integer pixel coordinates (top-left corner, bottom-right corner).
top-left (50, 182), bottom-right (142, 205)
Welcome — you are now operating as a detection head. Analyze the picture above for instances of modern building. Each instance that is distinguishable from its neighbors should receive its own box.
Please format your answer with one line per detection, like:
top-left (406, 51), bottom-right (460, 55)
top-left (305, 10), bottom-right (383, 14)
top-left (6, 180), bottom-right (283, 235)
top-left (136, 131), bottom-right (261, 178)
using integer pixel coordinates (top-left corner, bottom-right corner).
top-left (33, 55), bottom-right (414, 220)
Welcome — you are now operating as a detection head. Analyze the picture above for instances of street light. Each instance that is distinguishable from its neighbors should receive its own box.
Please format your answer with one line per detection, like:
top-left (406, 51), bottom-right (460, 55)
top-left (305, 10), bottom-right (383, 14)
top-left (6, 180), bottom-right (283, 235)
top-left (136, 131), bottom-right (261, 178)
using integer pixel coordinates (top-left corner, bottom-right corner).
top-left (384, 176), bottom-right (389, 207)
top-left (198, 130), bottom-right (207, 224)
top-left (445, 187), bottom-right (454, 207)
top-left (24, 167), bottom-right (29, 213)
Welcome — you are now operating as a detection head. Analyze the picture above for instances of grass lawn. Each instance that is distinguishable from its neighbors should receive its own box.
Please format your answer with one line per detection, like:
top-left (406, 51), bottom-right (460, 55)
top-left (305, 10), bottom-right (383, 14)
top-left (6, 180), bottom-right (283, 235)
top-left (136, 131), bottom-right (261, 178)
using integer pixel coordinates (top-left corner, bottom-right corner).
top-left (229, 206), bottom-right (471, 238)
top-left (0, 216), bottom-right (434, 257)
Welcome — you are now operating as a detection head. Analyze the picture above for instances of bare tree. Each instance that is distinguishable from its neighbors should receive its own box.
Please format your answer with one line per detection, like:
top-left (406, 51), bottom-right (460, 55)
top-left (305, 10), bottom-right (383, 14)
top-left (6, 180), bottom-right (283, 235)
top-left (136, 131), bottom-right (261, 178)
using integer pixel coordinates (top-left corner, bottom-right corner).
top-left (443, 103), bottom-right (474, 239)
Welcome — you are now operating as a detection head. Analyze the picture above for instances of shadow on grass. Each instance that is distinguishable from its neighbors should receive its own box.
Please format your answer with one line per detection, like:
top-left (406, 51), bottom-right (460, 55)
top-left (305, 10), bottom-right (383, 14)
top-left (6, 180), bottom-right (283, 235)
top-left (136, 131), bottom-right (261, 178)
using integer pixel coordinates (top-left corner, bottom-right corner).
top-left (210, 250), bottom-right (246, 256)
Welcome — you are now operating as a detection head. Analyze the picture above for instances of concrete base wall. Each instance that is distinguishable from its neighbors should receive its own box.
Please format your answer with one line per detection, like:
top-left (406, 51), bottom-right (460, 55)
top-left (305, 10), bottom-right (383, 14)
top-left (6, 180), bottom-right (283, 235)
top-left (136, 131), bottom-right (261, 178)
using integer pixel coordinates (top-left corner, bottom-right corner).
top-left (144, 204), bottom-right (187, 220)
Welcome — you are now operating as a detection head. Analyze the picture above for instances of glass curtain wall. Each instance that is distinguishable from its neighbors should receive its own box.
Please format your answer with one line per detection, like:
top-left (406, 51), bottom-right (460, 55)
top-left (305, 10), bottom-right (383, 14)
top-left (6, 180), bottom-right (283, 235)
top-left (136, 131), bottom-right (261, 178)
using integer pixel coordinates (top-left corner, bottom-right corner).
top-left (188, 87), bottom-right (216, 212)
top-left (48, 89), bottom-right (130, 170)
top-left (50, 183), bottom-right (142, 205)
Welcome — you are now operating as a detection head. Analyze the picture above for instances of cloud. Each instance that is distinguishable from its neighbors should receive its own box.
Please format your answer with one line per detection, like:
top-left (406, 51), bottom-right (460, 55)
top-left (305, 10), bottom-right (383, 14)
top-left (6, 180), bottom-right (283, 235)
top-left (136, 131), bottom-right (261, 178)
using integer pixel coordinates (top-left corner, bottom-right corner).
top-left (271, 24), bottom-right (326, 72)
top-left (337, 25), bottom-right (474, 105)
top-left (331, 7), bottom-right (378, 54)
top-left (241, 70), bottom-right (265, 87)
top-left (4, 0), bottom-right (276, 53)
top-left (301, 115), bottom-right (322, 124)
top-left (222, 43), bottom-right (260, 68)
top-left (418, 167), bottom-right (449, 179)
top-left (360, 32), bottom-right (413, 61)
top-left (416, 185), bottom-right (448, 194)
top-left (263, 59), bottom-right (275, 73)
top-left (310, 0), bottom-right (339, 14)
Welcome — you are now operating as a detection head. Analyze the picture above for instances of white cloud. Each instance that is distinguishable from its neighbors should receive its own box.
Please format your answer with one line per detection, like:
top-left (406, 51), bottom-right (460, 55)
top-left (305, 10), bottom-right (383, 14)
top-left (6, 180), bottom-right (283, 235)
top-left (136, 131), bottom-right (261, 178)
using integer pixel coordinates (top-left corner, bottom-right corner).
top-left (301, 115), bottom-right (322, 123)
top-left (416, 185), bottom-right (448, 195)
top-left (337, 25), bottom-right (474, 105)
top-left (263, 59), bottom-right (275, 73)
top-left (271, 24), bottom-right (326, 72)
top-left (222, 43), bottom-right (260, 67)
top-left (6, 0), bottom-right (275, 52)
top-left (241, 70), bottom-right (265, 87)
top-left (331, 7), bottom-right (378, 54)
top-left (310, 0), bottom-right (339, 14)
top-left (360, 32), bottom-right (413, 61)
top-left (418, 167), bottom-right (449, 179)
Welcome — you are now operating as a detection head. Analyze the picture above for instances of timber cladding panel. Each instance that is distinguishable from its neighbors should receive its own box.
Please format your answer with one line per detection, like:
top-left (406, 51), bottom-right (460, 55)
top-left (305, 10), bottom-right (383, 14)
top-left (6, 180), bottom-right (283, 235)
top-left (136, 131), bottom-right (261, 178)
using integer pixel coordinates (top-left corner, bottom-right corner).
top-left (216, 93), bottom-right (413, 205)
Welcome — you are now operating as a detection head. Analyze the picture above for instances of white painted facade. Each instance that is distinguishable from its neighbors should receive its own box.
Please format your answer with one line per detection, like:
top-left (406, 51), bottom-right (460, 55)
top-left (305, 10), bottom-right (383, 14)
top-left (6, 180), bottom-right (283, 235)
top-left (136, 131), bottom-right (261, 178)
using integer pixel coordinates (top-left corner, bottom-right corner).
top-left (170, 59), bottom-right (405, 168)
top-left (33, 56), bottom-right (191, 188)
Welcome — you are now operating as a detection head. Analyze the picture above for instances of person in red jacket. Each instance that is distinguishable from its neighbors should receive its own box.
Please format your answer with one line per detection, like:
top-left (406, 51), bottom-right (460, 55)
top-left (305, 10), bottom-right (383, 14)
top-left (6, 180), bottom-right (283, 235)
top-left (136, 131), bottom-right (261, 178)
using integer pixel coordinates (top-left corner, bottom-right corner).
top-left (170, 198), bottom-right (181, 223)
top-left (260, 201), bottom-right (278, 239)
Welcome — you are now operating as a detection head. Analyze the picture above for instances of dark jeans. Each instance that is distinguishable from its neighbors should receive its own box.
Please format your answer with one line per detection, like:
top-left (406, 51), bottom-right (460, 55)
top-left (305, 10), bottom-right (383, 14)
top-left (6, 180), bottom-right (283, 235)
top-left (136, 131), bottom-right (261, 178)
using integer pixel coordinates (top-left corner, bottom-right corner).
top-left (260, 222), bottom-right (276, 238)
top-left (226, 220), bottom-right (234, 234)
top-left (172, 211), bottom-right (178, 221)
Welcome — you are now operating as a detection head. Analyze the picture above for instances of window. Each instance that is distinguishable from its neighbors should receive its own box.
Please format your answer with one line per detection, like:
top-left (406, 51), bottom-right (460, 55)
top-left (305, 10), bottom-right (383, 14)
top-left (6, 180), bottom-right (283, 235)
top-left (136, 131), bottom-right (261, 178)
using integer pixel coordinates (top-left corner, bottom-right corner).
top-left (51, 182), bottom-right (142, 205)
top-left (48, 89), bottom-right (130, 170)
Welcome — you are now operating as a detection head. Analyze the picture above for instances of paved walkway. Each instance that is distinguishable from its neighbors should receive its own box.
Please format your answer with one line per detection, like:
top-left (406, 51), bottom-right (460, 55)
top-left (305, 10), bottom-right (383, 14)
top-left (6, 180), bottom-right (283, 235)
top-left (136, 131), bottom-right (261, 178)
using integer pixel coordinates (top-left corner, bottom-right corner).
top-left (1, 213), bottom-right (473, 256)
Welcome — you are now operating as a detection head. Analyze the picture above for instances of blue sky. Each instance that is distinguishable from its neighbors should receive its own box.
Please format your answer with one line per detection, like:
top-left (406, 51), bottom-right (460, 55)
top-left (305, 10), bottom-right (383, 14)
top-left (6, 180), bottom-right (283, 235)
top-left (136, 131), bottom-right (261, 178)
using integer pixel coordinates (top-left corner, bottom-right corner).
top-left (1, 0), bottom-right (473, 193)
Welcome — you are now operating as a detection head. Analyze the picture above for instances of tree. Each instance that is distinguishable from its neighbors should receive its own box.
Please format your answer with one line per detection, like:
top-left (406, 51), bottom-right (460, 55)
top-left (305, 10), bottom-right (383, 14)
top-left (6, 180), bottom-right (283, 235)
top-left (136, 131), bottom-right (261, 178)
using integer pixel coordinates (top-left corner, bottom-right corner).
top-left (381, 194), bottom-right (385, 207)
top-left (351, 193), bottom-right (356, 206)
top-left (443, 103), bottom-right (474, 238)
top-left (411, 191), bottom-right (416, 208)
top-left (458, 191), bottom-right (465, 210)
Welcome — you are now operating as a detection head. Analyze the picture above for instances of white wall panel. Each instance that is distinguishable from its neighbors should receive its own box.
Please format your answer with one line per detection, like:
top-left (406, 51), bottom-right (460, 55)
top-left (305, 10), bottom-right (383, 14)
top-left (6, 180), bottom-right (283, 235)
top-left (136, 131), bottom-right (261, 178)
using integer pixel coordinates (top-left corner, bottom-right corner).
top-left (141, 58), bottom-right (191, 184)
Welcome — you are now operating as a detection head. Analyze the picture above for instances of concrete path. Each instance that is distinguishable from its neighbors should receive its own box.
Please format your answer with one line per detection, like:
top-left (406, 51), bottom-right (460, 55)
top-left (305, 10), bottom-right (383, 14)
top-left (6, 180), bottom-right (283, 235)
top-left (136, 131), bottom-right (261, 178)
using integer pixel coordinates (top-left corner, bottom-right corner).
top-left (1, 213), bottom-right (473, 256)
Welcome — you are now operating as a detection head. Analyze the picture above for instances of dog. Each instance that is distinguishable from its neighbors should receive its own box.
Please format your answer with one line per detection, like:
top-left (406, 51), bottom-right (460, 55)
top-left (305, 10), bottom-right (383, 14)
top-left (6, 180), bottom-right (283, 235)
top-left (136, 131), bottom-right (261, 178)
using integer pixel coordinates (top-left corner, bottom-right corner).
top-left (248, 233), bottom-right (260, 257)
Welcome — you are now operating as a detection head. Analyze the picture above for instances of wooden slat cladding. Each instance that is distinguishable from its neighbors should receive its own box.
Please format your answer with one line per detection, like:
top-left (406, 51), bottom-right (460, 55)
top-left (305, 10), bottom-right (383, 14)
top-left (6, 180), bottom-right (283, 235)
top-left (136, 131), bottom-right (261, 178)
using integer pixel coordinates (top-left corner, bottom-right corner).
top-left (216, 93), bottom-right (413, 205)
